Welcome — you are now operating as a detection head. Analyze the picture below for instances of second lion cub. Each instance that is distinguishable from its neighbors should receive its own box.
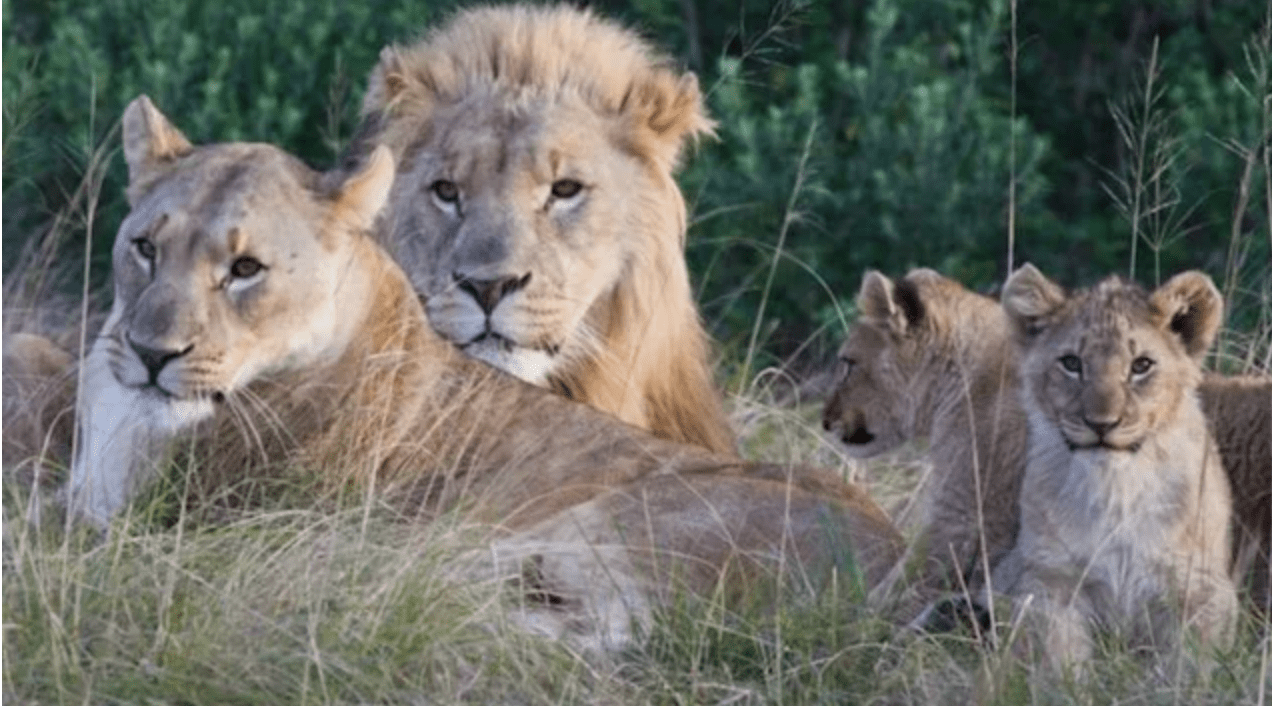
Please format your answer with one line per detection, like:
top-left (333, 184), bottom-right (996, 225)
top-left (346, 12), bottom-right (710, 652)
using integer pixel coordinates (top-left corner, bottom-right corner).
top-left (993, 264), bottom-right (1237, 670)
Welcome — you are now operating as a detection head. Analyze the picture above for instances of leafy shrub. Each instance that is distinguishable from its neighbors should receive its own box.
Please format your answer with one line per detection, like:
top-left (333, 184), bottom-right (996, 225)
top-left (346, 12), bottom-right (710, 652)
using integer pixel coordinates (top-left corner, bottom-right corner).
top-left (683, 0), bottom-right (1050, 361)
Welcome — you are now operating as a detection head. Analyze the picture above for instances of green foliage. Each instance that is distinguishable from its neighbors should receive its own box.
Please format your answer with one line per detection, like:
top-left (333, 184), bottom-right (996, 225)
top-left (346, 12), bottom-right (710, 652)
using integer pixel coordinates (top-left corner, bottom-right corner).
top-left (685, 0), bottom-right (1050, 360)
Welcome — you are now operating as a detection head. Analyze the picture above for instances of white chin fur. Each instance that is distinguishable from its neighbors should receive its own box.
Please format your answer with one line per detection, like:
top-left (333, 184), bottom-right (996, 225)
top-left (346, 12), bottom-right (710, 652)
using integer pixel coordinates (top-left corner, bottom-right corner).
top-left (69, 345), bottom-right (218, 527)
top-left (463, 339), bottom-right (554, 387)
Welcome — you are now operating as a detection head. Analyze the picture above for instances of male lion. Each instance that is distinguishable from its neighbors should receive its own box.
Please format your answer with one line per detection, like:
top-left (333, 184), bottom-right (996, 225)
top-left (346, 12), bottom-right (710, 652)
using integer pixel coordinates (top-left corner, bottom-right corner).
top-left (63, 95), bottom-right (901, 650)
top-left (991, 264), bottom-right (1237, 670)
top-left (348, 4), bottom-right (734, 454)
top-left (822, 269), bottom-right (1271, 617)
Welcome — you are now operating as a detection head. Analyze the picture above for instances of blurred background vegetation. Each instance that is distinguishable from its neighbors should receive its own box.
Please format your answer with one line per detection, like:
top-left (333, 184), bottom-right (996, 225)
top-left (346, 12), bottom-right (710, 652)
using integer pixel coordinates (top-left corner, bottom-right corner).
top-left (3, 0), bottom-right (1269, 373)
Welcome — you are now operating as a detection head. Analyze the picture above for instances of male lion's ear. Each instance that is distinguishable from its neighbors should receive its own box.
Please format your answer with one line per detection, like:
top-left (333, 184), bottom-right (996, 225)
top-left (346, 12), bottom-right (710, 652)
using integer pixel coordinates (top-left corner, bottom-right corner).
top-left (122, 95), bottom-right (193, 193)
top-left (624, 70), bottom-right (716, 171)
top-left (1149, 271), bottom-right (1223, 362)
top-left (335, 145), bottom-right (395, 230)
top-left (362, 46), bottom-right (430, 116)
top-left (1002, 263), bottom-right (1067, 339)
top-left (856, 270), bottom-right (922, 336)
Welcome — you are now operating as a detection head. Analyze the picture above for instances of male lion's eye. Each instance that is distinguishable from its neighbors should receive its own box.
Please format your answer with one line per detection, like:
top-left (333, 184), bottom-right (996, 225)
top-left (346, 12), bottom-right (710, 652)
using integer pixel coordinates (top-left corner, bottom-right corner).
top-left (1130, 356), bottom-right (1154, 376)
top-left (550, 179), bottom-right (583, 199)
top-left (431, 180), bottom-right (460, 203)
top-left (230, 256), bottom-right (265, 279)
top-left (1059, 354), bottom-right (1082, 375)
top-left (133, 238), bottom-right (156, 260)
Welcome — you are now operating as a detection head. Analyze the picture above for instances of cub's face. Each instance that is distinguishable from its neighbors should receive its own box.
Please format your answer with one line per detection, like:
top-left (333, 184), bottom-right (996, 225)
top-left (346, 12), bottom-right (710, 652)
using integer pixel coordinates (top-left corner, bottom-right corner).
top-left (822, 323), bottom-right (913, 458)
top-left (1003, 265), bottom-right (1221, 454)
top-left (1018, 304), bottom-right (1197, 452)
top-left (384, 95), bottom-right (678, 385)
top-left (101, 145), bottom-right (354, 411)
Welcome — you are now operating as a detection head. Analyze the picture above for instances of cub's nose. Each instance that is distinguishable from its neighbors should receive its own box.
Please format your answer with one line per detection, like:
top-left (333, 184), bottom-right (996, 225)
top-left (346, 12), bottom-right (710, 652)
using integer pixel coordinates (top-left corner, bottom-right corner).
top-left (1082, 416), bottom-right (1122, 438)
top-left (128, 336), bottom-right (193, 386)
top-left (453, 272), bottom-right (532, 314)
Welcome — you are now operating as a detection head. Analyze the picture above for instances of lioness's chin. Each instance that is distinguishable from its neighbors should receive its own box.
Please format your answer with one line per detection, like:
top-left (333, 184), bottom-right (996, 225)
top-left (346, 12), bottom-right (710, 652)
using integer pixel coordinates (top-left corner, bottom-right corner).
top-left (127, 386), bottom-right (218, 432)
top-left (463, 339), bottom-right (555, 387)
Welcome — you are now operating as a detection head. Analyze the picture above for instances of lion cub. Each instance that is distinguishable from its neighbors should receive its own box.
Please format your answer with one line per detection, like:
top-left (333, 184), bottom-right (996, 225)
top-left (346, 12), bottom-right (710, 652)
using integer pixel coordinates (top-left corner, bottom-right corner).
top-left (821, 269), bottom-right (1027, 613)
top-left (992, 264), bottom-right (1237, 670)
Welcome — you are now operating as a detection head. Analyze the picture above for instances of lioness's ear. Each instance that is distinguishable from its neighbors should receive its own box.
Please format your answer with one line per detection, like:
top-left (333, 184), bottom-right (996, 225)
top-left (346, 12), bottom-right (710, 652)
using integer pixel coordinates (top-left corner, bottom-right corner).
top-left (1002, 263), bottom-right (1067, 339)
top-left (856, 270), bottom-right (923, 336)
top-left (1149, 271), bottom-right (1223, 362)
top-left (122, 95), bottom-right (193, 190)
top-left (335, 145), bottom-right (395, 230)
top-left (624, 70), bottom-right (715, 171)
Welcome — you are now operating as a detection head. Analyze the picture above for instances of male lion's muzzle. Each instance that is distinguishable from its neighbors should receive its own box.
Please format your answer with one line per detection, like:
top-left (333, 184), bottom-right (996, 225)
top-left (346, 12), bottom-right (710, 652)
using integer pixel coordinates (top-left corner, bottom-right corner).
top-left (453, 271), bottom-right (532, 315)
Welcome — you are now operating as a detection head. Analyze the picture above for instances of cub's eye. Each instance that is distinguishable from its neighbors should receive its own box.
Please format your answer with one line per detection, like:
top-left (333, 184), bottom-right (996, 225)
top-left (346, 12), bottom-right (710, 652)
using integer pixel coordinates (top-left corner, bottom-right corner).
top-left (839, 357), bottom-right (856, 378)
top-left (431, 180), bottom-right (460, 203)
top-left (1130, 356), bottom-right (1154, 376)
top-left (550, 179), bottom-right (583, 200)
top-left (230, 256), bottom-right (265, 279)
top-left (133, 238), bottom-right (156, 260)
top-left (1059, 354), bottom-right (1082, 375)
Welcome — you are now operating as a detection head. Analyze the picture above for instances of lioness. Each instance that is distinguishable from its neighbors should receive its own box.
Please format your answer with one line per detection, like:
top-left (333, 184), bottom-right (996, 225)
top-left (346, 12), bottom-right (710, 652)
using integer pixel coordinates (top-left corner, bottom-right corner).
top-left (64, 96), bottom-right (902, 648)
top-left (821, 269), bottom-right (1026, 612)
top-left (991, 264), bottom-right (1237, 670)
top-left (822, 269), bottom-right (1271, 616)
top-left (349, 4), bottom-right (735, 454)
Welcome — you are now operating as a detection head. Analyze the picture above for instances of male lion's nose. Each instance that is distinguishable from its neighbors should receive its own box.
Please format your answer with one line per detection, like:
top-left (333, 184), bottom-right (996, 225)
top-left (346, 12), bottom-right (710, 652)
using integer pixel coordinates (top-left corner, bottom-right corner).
top-left (453, 272), bottom-right (532, 314)
top-left (128, 336), bottom-right (193, 386)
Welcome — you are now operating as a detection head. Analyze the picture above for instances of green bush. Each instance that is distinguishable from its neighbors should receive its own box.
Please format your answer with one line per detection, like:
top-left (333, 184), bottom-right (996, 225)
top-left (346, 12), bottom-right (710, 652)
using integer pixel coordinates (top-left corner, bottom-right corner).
top-left (683, 0), bottom-right (1050, 360)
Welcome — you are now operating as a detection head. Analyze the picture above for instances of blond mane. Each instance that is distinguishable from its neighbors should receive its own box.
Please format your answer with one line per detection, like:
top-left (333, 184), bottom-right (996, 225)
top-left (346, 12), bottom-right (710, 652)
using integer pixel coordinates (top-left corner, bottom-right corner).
top-left (350, 4), bottom-right (734, 455)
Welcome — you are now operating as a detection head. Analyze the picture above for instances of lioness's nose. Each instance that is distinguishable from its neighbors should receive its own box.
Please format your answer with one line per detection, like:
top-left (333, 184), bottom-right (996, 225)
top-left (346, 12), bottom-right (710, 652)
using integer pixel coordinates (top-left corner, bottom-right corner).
top-left (453, 272), bottom-right (532, 314)
top-left (128, 336), bottom-right (193, 385)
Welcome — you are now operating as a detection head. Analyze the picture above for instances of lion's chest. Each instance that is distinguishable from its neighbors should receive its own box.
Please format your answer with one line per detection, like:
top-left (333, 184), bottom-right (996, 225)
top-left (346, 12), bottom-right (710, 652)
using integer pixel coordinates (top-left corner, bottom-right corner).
top-left (1016, 438), bottom-right (1194, 613)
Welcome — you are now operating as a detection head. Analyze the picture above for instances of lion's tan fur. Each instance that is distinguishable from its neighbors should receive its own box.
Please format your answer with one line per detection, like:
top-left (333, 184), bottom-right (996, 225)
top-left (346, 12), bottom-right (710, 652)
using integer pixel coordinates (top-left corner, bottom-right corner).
top-left (1199, 373), bottom-right (1272, 612)
top-left (993, 264), bottom-right (1237, 670)
top-left (349, 4), bottom-right (734, 455)
top-left (33, 97), bottom-right (901, 650)
top-left (822, 270), bottom-right (1027, 613)
top-left (2, 334), bottom-right (76, 484)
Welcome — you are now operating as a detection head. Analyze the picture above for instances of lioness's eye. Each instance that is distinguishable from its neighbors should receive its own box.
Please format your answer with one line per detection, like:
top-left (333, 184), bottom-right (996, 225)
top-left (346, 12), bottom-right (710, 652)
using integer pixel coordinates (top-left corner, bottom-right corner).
top-left (230, 256), bottom-right (265, 279)
top-left (1130, 356), bottom-right (1154, 376)
top-left (431, 180), bottom-right (460, 203)
top-left (550, 179), bottom-right (583, 199)
top-left (1059, 354), bottom-right (1082, 375)
top-left (133, 238), bottom-right (156, 260)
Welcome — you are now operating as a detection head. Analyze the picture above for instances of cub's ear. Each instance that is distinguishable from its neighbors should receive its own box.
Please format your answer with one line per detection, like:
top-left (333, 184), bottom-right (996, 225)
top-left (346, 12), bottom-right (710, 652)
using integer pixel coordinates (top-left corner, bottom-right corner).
top-left (122, 95), bottom-right (193, 195)
top-left (334, 145), bottom-right (395, 231)
top-left (624, 70), bottom-right (715, 172)
top-left (1149, 270), bottom-right (1223, 362)
top-left (1001, 263), bottom-right (1067, 339)
top-left (856, 270), bottom-right (924, 336)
